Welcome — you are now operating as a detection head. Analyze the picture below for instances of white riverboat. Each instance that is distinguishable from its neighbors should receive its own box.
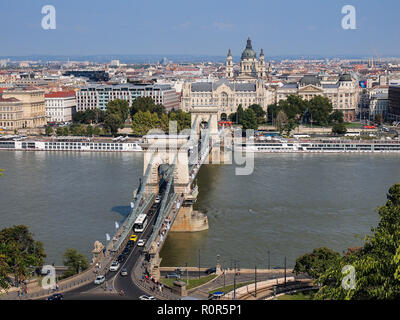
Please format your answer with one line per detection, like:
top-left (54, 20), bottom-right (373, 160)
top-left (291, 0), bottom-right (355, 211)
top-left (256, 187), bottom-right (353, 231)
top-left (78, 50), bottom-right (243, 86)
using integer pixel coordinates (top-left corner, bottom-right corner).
top-left (235, 140), bottom-right (400, 153)
top-left (0, 136), bottom-right (143, 152)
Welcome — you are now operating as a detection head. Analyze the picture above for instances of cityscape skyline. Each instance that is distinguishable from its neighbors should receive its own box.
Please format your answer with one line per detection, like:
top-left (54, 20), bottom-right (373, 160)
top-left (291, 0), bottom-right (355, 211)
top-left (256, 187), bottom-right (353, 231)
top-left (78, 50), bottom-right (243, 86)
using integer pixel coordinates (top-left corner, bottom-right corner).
top-left (1, 0), bottom-right (400, 57)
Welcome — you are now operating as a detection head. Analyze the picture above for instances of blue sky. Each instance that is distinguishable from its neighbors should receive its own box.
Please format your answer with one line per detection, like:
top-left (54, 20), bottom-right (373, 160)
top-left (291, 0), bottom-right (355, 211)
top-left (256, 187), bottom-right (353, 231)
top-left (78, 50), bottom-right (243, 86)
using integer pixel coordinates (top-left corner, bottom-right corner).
top-left (0, 0), bottom-right (399, 57)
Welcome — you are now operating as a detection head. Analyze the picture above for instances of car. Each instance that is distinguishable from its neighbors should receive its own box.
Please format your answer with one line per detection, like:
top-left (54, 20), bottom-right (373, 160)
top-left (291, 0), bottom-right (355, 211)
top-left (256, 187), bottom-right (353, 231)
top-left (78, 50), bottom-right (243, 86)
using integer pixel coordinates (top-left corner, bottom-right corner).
top-left (130, 234), bottom-right (138, 242)
top-left (94, 275), bottom-right (106, 285)
top-left (122, 247), bottom-right (130, 255)
top-left (47, 293), bottom-right (64, 300)
top-left (109, 261), bottom-right (120, 272)
top-left (155, 195), bottom-right (161, 204)
top-left (117, 255), bottom-right (126, 263)
top-left (120, 268), bottom-right (128, 277)
top-left (139, 295), bottom-right (156, 300)
top-left (204, 267), bottom-right (217, 275)
top-left (127, 240), bottom-right (134, 247)
top-left (137, 239), bottom-right (146, 247)
top-left (166, 273), bottom-right (181, 279)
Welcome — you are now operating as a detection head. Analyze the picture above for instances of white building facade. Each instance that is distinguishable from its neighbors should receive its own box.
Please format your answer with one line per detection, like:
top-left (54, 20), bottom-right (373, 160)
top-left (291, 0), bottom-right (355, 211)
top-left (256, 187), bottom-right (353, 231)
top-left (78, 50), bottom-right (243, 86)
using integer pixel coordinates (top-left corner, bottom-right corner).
top-left (45, 91), bottom-right (76, 123)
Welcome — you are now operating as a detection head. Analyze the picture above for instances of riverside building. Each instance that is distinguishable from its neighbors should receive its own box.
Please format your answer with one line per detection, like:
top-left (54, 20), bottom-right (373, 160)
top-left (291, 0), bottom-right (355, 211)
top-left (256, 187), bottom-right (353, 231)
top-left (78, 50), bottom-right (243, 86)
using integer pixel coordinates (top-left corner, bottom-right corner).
top-left (75, 83), bottom-right (179, 112)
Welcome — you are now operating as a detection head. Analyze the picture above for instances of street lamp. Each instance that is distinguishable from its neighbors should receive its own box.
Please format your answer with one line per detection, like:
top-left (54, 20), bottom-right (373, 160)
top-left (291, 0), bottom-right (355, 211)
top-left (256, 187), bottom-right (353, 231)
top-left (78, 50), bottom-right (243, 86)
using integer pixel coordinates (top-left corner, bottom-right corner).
top-left (198, 249), bottom-right (201, 280)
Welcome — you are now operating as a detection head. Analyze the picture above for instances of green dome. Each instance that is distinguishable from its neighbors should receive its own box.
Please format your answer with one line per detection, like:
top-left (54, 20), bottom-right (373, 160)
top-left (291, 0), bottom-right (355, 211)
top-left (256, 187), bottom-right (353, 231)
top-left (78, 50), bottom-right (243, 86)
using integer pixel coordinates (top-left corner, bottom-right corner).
top-left (339, 74), bottom-right (352, 82)
top-left (241, 37), bottom-right (257, 60)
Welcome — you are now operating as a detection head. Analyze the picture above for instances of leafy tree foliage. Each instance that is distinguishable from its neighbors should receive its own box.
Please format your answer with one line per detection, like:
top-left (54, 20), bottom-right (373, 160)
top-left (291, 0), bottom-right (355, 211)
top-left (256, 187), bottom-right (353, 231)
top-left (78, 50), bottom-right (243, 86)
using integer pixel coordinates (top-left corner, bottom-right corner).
top-left (241, 108), bottom-right (258, 131)
top-left (45, 126), bottom-right (53, 136)
top-left (0, 225), bottom-right (46, 289)
top-left (106, 99), bottom-right (130, 123)
top-left (332, 122), bottom-right (347, 135)
top-left (294, 247), bottom-right (341, 279)
top-left (248, 104), bottom-right (266, 124)
top-left (104, 113), bottom-right (123, 136)
top-left (73, 109), bottom-right (106, 124)
top-left (131, 97), bottom-right (166, 118)
top-left (329, 110), bottom-right (344, 124)
top-left (308, 95), bottom-right (333, 125)
top-left (63, 249), bottom-right (89, 278)
top-left (314, 184), bottom-right (400, 300)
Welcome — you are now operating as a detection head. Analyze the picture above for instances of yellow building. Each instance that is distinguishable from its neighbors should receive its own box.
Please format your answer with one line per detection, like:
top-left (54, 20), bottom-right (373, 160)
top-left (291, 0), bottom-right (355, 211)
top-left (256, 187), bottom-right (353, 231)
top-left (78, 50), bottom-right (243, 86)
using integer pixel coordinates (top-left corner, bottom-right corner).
top-left (2, 86), bottom-right (46, 128)
top-left (0, 97), bottom-right (24, 130)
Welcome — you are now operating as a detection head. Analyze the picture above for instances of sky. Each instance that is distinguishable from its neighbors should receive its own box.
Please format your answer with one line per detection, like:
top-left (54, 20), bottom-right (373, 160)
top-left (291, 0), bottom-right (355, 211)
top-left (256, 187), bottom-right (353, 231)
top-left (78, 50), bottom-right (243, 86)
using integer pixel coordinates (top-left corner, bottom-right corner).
top-left (0, 0), bottom-right (399, 58)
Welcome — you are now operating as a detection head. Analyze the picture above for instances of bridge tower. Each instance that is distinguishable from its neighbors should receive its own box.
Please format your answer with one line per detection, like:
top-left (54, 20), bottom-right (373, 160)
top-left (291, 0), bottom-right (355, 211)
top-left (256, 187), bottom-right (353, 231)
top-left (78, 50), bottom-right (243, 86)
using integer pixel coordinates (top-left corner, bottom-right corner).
top-left (190, 105), bottom-right (222, 163)
top-left (143, 135), bottom-right (191, 196)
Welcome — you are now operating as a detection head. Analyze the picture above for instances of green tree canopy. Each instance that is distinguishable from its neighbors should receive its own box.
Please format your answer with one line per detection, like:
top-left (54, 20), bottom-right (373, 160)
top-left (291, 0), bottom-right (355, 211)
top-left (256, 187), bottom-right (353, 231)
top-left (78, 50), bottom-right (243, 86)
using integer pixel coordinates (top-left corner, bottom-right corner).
top-left (329, 110), bottom-right (344, 124)
top-left (0, 225), bottom-right (46, 289)
top-left (104, 113), bottom-right (123, 136)
top-left (45, 126), bottom-right (54, 136)
top-left (332, 122), bottom-right (347, 135)
top-left (294, 247), bottom-right (341, 279)
top-left (248, 104), bottom-right (266, 124)
top-left (107, 99), bottom-right (130, 123)
top-left (241, 108), bottom-right (258, 131)
top-left (308, 95), bottom-right (333, 125)
top-left (63, 249), bottom-right (89, 278)
top-left (314, 183), bottom-right (400, 300)
top-left (131, 97), bottom-right (166, 119)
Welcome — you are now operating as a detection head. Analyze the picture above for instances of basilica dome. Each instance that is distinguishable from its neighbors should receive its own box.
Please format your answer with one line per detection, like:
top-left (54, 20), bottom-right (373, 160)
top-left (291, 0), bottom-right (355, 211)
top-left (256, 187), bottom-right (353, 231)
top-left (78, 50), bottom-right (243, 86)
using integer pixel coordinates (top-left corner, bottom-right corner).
top-left (241, 37), bottom-right (257, 60)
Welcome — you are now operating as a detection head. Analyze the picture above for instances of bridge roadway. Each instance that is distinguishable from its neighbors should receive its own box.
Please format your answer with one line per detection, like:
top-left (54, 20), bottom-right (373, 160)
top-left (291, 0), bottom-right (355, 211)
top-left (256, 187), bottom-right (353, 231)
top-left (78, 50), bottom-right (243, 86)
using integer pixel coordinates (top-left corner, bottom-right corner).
top-left (62, 201), bottom-right (162, 300)
top-left (61, 135), bottom-right (214, 300)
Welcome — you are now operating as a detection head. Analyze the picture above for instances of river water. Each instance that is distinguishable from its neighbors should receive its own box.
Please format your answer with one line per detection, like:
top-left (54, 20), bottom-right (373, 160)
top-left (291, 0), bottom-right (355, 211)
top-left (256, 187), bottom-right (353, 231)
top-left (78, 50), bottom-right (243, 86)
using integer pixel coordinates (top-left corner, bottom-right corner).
top-left (0, 151), bottom-right (399, 268)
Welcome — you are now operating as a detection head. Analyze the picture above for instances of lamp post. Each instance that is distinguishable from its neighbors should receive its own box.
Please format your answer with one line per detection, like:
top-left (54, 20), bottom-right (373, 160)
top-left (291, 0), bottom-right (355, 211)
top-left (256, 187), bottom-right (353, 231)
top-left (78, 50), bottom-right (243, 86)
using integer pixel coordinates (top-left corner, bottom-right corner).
top-left (185, 262), bottom-right (188, 287)
top-left (198, 249), bottom-right (201, 280)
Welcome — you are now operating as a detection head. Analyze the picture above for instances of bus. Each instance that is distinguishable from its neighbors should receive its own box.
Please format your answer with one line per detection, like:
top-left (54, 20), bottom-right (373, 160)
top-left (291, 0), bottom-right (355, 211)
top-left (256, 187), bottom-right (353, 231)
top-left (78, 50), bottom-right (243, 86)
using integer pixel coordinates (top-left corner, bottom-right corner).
top-left (133, 213), bottom-right (148, 233)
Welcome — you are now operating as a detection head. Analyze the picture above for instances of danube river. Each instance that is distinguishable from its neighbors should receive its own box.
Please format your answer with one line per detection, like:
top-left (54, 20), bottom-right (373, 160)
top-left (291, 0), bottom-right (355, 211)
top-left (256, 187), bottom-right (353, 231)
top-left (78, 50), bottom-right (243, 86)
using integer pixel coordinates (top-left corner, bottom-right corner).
top-left (0, 151), bottom-right (399, 268)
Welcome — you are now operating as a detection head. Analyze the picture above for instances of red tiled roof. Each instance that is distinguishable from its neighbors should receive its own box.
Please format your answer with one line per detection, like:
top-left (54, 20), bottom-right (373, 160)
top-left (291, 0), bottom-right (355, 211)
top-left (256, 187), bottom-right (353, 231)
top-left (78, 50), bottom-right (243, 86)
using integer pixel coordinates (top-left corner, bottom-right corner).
top-left (0, 96), bottom-right (21, 103)
top-left (45, 90), bottom-right (76, 98)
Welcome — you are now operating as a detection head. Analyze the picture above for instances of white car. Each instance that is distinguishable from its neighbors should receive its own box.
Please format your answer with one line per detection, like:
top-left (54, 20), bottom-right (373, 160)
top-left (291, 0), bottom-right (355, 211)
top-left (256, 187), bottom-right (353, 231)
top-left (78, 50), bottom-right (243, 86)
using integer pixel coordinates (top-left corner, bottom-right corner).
top-left (109, 261), bottom-right (120, 272)
top-left (155, 195), bottom-right (161, 204)
top-left (94, 275), bottom-right (106, 285)
top-left (139, 295), bottom-right (156, 300)
top-left (137, 239), bottom-right (146, 247)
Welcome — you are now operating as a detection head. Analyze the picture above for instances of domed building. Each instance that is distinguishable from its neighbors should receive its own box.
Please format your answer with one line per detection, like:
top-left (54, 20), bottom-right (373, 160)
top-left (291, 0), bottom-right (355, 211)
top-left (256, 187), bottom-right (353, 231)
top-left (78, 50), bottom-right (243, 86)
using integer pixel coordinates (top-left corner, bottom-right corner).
top-left (226, 37), bottom-right (266, 81)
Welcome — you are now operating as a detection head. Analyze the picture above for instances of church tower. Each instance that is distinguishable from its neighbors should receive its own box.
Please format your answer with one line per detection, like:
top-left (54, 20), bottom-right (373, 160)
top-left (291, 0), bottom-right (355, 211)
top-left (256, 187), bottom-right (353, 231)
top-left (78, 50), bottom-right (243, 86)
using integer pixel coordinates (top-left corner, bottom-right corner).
top-left (226, 49), bottom-right (234, 79)
top-left (258, 48), bottom-right (266, 78)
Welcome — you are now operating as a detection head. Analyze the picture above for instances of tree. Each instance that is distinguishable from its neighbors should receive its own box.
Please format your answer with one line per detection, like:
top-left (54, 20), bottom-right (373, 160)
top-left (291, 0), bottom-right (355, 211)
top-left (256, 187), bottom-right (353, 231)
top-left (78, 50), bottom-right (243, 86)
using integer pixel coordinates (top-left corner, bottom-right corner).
top-left (63, 126), bottom-right (70, 136)
top-left (131, 111), bottom-right (155, 136)
top-left (308, 95), bottom-right (333, 125)
top-left (241, 108), bottom-right (258, 131)
top-left (294, 247), bottom-right (341, 279)
top-left (104, 113), bottom-right (123, 136)
top-left (45, 126), bottom-right (53, 136)
top-left (63, 249), bottom-right (88, 278)
top-left (107, 99), bottom-right (130, 123)
top-left (131, 97), bottom-right (166, 119)
top-left (237, 105), bottom-right (245, 125)
top-left (56, 127), bottom-right (64, 136)
top-left (86, 125), bottom-right (94, 137)
top-left (0, 169), bottom-right (4, 177)
top-left (168, 110), bottom-right (191, 132)
top-left (332, 122), bottom-right (347, 135)
top-left (0, 225), bottom-right (46, 289)
top-left (248, 104), bottom-right (266, 124)
top-left (284, 118), bottom-right (298, 136)
top-left (315, 184), bottom-right (400, 300)
top-left (275, 110), bottom-right (288, 135)
top-left (329, 110), bottom-right (344, 124)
